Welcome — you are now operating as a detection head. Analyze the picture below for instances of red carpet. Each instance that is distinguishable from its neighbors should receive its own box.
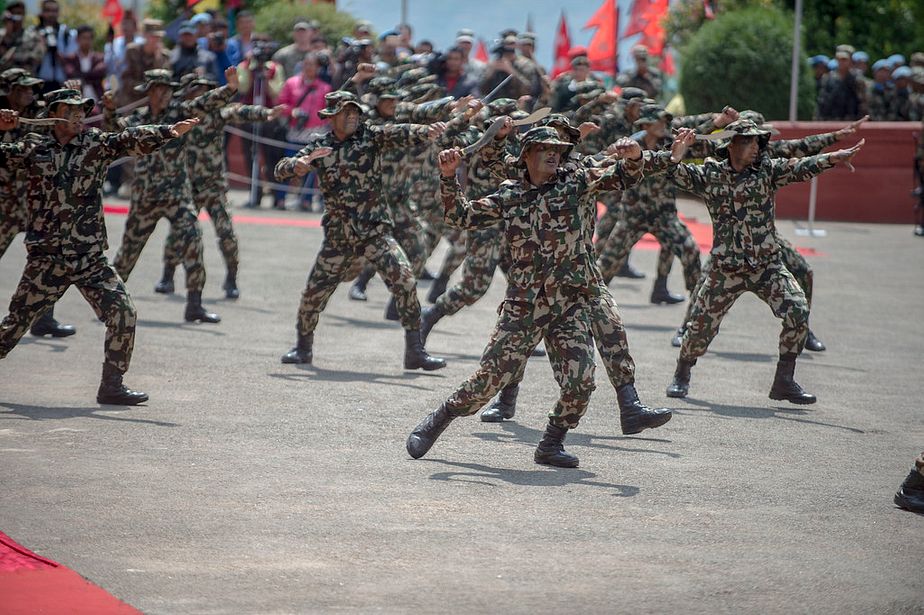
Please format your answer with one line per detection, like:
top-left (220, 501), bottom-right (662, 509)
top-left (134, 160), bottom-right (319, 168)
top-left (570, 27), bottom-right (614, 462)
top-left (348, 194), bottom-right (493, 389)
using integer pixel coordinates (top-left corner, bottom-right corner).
top-left (0, 531), bottom-right (139, 614)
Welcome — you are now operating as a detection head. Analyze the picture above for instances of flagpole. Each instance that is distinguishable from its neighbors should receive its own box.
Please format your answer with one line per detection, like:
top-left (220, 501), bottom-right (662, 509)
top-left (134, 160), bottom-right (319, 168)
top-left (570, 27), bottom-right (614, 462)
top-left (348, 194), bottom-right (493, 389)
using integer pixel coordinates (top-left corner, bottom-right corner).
top-left (612, 0), bottom-right (619, 75)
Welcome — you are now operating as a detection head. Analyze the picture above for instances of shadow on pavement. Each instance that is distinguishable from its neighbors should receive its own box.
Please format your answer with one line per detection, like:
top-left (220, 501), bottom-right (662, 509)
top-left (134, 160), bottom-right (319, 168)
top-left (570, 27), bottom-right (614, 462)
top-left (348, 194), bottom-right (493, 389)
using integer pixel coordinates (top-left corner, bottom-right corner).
top-left (425, 459), bottom-right (640, 495)
top-left (325, 314), bottom-right (402, 331)
top-left (678, 397), bottom-right (865, 433)
top-left (17, 338), bottom-right (69, 352)
top-left (0, 402), bottom-right (179, 427)
top-left (268, 367), bottom-right (441, 390)
top-left (137, 319), bottom-right (226, 336)
top-left (471, 420), bottom-right (681, 458)
top-left (625, 322), bottom-right (681, 333)
top-left (709, 350), bottom-right (775, 363)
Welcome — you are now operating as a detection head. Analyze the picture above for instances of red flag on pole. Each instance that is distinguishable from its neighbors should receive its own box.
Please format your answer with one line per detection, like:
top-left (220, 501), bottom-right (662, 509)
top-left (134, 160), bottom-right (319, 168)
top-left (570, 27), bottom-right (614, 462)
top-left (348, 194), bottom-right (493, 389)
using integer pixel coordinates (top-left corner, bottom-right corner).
top-left (583, 0), bottom-right (619, 75)
top-left (551, 12), bottom-right (571, 78)
top-left (623, 0), bottom-right (669, 57)
top-left (475, 38), bottom-right (489, 63)
top-left (101, 0), bottom-right (124, 26)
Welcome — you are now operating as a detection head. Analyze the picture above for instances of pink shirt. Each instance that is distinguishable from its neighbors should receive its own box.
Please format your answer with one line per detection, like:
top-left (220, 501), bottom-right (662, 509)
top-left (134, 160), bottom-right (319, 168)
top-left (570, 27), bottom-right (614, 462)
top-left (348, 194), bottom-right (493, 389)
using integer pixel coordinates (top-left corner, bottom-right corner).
top-left (277, 76), bottom-right (332, 129)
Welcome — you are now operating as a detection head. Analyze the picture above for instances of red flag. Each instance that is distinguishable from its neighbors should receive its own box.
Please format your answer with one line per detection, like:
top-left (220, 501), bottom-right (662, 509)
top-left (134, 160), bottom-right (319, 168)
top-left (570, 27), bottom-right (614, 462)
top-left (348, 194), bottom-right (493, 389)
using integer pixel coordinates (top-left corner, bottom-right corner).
top-left (660, 49), bottom-right (675, 76)
top-left (551, 12), bottom-right (571, 78)
top-left (475, 38), bottom-right (489, 63)
top-left (624, 0), bottom-right (669, 57)
top-left (583, 0), bottom-right (618, 75)
top-left (101, 0), bottom-right (123, 26)
top-left (704, 0), bottom-right (715, 19)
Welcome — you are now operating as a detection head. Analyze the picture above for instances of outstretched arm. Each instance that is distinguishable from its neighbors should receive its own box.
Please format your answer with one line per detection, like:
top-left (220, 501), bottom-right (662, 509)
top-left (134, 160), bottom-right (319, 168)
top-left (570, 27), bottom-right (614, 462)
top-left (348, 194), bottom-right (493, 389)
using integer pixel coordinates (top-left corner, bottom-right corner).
top-left (771, 139), bottom-right (864, 188)
top-left (274, 143), bottom-right (333, 180)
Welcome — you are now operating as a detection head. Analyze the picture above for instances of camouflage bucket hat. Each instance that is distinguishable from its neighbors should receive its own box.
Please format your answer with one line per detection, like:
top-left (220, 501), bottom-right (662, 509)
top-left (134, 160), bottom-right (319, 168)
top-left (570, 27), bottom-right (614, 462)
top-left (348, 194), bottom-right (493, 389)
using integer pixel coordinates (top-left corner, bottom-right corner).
top-left (177, 72), bottom-right (217, 95)
top-left (0, 68), bottom-right (43, 95)
top-left (573, 80), bottom-right (604, 102)
top-left (739, 110), bottom-right (780, 135)
top-left (517, 126), bottom-right (573, 164)
top-left (634, 104), bottom-right (672, 128)
top-left (40, 88), bottom-right (95, 117)
top-left (318, 90), bottom-right (364, 118)
top-left (620, 86), bottom-right (647, 101)
top-left (714, 119), bottom-right (771, 157)
top-left (487, 97), bottom-right (518, 117)
top-left (538, 113), bottom-right (581, 143)
top-left (135, 68), bottom-right (181, 93)
top-left (367, 76), bottom-right (400, 100)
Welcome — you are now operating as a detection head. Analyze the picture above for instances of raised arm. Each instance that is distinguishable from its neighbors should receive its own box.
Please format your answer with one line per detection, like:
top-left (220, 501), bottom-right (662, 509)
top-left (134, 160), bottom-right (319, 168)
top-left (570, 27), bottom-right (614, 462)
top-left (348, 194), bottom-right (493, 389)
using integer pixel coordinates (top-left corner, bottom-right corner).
top-left (274, 140), bottom-right (332, 180)
top-left (220, 103), bottom-right (278, 124)
top-left (104, 117), bottom-right (200, 158)
top-left (372, 122), bottom-right (442, 149)
top-left (181, 67), bottom-right (239, 116)
top-left (768, 115), bottom-right (867, 158)
top-left (438, 148), bottom-right (504, 229)
top-left (770, 139), bottom-right (864, 189)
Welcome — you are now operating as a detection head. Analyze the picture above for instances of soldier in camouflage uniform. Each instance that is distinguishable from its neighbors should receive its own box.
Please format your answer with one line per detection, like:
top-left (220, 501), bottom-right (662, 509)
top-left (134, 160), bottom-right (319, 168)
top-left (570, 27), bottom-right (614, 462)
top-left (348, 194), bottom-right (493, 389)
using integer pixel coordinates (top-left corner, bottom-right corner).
top-left (418, 98), bottom-right (525, 345)
top-left (669, 111), bottom-right (868, 352)
top-left (616, 45), bottom-right (663, 100)
top-left (595, 104), bottom-right (702, 306)
top-left (407, 127), bottom-right (651, 467)
top-left (0, 1), bottom-right (45, 73)
top-left (0, 99), bottom-right (198, 404)
top-left (0, 67), bottom-right (76, 338)
top-left (815, 46), bottom-right (867, 121)
top-left (274, 90), bottom-right (446, 371)
top-left (156, 73), bottom-right (280, 300)
top-left (661, 120), bottom-right (863, 404)
top-left (103, 67), bottom-right (239, 323)
top-left (472, 115), bottom-right (672, 434)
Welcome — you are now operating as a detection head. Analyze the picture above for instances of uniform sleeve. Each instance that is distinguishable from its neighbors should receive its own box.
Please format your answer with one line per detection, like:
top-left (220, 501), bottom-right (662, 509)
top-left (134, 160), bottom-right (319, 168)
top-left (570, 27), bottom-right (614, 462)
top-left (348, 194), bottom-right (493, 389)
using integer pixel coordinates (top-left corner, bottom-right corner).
top-left (372, 122), bottom-right (431, 149)
top-left (182, 84), bottom-right (236, 118)
top-left (440, 175), bottom-right (503, 229)
top-left (663, 155), bottom-right (708, 196)
top-left (770, 154), bottom-right (837, 189)
top-left (275, 138), bottom-right (323, 179)
top-left (220, 103), bottom-right (272, 124)
top-left (408, 98), bottom-right (454, 123)
top-left (103, 105), bottom-right (143, 131)
top-left (768, 132), bottom-right (839, 158)
top-left (103, 125), bottom-right (176, 157)
top-left (587, 154), bottom-right (644, 193)
top-left (574, 98), bottom-right (609, 123)
top-left (0, 140), bottom-right (33, 167)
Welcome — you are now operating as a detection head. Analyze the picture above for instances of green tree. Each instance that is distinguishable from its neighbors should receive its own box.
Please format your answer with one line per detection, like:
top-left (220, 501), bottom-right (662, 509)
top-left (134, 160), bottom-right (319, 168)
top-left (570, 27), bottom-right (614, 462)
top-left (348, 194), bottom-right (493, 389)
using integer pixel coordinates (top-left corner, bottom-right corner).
top-left (252, 2), bottom-right (358, 50)
top-left (679, 6), bottom-right (815, 120)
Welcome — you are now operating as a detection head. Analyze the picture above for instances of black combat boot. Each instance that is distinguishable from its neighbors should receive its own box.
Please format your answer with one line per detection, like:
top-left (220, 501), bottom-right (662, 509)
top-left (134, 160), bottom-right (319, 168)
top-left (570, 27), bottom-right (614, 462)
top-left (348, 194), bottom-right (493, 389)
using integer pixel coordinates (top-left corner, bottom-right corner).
top-left (531, 343), bottom-right (547, 357)
top-left (666, 358), bottom-right (695, 398)
top-left (406, 404), bottom-right (456, 459)
top-left (427, 274), bottom-right (450, 303)
top-left (222, 267), bottom-right (240, 300)
top-left (281, 332), bottom-right (313, 364)
top-left (894, 460), bottom-right (924, 514)
top-left (419, 268), bottom-right (436, 281)
top-left (384, 296), bottom-right (400, 321)
top-left (154, 265), bottom-right (175, 294)
top-left (617, 383), bottom-right (672, 434)
top-left (480, 382), bottom-right (519, 422)
top-left (420, 304), bottom-right (444, 345)
top-left (97, 364), bottom-right (148, 405)
top-left (534, 423), bottom-right (579, 468)
top-left (349, 268), bottom-right (375, 302)
top-left (29, 307), bottom-right (76, 338)
top-left (769, 355), bottom-right (816, 404)
top-left (650, 276), bottom-right (685, 304)
top-left (184, 291), bottom-right (221, 323)
top-left (671, 326), bottom-right (685, 348)
top-left (804, 329), bottom-right (826, 352)
top-left (615, 260), bottom-right (645, 279)
top-left (404, 329), bottom-right (446, 371)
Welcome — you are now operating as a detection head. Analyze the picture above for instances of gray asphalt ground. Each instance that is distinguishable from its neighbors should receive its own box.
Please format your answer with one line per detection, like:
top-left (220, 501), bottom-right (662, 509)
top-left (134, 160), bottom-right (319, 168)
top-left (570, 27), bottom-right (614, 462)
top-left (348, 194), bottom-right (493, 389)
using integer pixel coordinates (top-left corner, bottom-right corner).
top-left (1, 194), bottom-right (922, 614)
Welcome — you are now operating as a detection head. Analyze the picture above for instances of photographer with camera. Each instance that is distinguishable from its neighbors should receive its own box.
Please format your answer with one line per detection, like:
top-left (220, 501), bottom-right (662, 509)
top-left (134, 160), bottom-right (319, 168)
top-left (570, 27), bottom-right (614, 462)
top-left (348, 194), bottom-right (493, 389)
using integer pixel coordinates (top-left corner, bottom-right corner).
top-left (31, 0), bottom-right (76, 92)
top-left (0, 1), bottom-right (45, 73)
top-left (479, 35), bottom-right (530, 102)
top-left (237, 35), bottom-right (286, 209)
top-left (207, 25), bottom-right (233, 85)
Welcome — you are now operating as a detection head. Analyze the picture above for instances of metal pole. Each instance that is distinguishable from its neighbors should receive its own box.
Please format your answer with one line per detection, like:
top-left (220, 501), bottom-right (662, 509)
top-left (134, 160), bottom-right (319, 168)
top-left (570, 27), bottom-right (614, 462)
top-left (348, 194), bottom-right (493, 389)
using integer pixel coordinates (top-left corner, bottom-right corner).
top-left (788, 0), bottom-right (802, 122)
top-left (401, 0), bottom-right (408, 27)
top-left (249, 69), bottom-right (264, 209)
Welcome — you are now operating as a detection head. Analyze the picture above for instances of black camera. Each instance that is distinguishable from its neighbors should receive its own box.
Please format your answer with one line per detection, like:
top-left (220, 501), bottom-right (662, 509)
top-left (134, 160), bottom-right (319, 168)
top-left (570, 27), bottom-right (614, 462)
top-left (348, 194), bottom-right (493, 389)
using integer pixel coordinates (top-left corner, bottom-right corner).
top-left (40, 25), bottom-right (57, 48)
top-left (251, 40), bottom-right (278, 64)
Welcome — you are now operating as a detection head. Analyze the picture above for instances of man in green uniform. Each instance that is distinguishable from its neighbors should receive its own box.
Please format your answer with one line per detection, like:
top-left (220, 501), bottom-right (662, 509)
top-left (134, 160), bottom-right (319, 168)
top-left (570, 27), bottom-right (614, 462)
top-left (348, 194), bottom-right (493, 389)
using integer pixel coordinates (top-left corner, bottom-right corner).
top-left (274, 90), bottom-right (446, 371)
top-left (661, 121), bottom-right (863, 404)
top-left (0, 67), bottom-right (75, 337)
top-left (406, 127), bottom-right (650, 468)
top-left (0, 100), bottom-right (198, 404)
top-left (155, 72), bottom-right (281, 300)
top-left (103, 67), bottom-right (239, 323)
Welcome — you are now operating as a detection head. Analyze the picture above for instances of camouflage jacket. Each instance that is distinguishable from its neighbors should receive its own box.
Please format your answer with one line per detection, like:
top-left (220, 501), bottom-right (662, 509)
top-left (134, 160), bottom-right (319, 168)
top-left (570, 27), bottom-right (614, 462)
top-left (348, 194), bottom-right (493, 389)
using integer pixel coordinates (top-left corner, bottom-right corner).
top-left (187, 102), bottom-right (273, 191)
top-left (0, 126), bottom-right (175, 256)
top-left (0, 27), bottom-right (45, 73)
top-left (275, 121), bottom-right (432, 247)
top-left (0, 102), bottom-right (44, 213)
top-left (441, 154), bottom-right (644, 303)
top-left (104, 84), bottom-right (235, 203)
top-left (651, 151), bottom-right (837, 270)
top-left (616, 67), bottom-right (662, 99)
top-left (815, 70), bottom-right (867, 120)
top-left (867, 82), bottom-right (893, 121)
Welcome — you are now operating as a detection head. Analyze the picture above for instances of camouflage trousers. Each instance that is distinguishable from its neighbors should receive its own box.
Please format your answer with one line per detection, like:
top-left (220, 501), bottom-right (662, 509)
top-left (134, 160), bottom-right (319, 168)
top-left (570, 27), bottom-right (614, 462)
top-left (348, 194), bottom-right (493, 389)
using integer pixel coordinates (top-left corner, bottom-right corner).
top-left (436, 224), bottom-right (505, 316)
top-left (0, 206), bottom-right (28, 260)
top-left (0, 251), bottom-right (136, 373)
top-left (777, 236), bottom-right (813, 307)
top-left (347, 208), bottom-right (429, 284)
top-left (445, 293), bottom-right (596, 429)
top-left (594, 192), bottom-right (622, 250)
top-left (597, 212), bottom-right (701, 290)
top-left (113, 197), bottom-right (206, 293)
top-left (680, 260), bottom-right (809, 360)
top-left (436, 229), bottom-right (467, 279)
top-left (164, 186), bottom-right (239, 271)
top-left (297, 233), bottom-right (421, 334)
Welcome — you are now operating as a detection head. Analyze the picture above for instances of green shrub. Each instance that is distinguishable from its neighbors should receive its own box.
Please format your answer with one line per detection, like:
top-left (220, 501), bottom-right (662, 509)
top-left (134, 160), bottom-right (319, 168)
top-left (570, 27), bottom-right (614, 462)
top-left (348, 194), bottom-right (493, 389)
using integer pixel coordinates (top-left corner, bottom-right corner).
top-left (679, 6), bottom-right (815, 120)
top-left (253, 2), bottom-right (358, 50)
